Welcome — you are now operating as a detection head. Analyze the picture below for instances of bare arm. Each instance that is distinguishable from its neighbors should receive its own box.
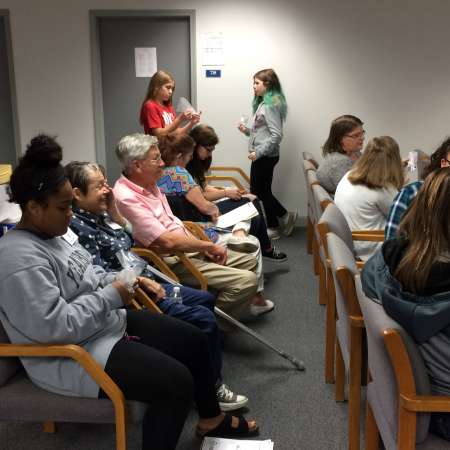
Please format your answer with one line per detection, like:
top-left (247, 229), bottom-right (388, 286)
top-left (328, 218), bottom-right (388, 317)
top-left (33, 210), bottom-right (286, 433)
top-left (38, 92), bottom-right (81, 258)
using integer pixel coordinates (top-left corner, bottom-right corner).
top-left (185, 186), bottom-right (220, 218)
top-left (153, 230), bottom-right (227, 265)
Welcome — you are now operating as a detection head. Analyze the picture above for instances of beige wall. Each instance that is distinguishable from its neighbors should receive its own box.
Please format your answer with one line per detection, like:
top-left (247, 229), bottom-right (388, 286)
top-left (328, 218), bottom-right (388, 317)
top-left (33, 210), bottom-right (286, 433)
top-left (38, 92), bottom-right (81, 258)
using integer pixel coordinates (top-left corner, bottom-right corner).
top-left (2, 0), bottom-right (450, 218)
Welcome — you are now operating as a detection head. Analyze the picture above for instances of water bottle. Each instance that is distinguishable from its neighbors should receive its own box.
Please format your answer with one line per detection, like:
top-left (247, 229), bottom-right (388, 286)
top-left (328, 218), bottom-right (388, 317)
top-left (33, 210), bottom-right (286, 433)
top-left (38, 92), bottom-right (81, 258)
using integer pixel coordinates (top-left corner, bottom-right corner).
top-left (168, 286), bottom-right (183, 304)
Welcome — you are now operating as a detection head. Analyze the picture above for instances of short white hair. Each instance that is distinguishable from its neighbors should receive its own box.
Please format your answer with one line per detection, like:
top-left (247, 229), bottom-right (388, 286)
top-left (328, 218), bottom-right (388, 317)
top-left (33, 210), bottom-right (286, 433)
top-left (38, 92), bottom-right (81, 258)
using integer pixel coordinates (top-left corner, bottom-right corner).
top-left (115, 133), bottom-right (158, 175)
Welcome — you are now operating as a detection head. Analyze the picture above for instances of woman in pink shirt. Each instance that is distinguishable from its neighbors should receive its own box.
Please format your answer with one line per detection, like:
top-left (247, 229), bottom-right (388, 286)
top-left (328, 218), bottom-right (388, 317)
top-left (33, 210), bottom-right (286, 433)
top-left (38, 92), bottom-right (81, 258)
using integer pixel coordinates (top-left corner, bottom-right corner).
top-left (140, 70), bottom-right (200, 137)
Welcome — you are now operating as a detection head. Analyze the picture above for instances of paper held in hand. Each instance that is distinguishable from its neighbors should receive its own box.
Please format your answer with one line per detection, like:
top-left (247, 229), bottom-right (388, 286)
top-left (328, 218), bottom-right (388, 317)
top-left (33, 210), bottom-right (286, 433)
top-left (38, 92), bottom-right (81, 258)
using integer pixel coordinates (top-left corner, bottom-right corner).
top-left (201, 437), bottom-right (274, 450)
top-left (215, 202), bottom-right (259, 229)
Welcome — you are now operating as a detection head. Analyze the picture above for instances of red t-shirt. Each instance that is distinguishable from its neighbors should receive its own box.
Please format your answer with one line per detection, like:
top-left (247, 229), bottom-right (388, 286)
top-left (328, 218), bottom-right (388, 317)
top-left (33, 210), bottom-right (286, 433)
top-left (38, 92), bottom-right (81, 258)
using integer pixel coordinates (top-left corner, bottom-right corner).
top-left (140, 100), bottom-right (176, 135)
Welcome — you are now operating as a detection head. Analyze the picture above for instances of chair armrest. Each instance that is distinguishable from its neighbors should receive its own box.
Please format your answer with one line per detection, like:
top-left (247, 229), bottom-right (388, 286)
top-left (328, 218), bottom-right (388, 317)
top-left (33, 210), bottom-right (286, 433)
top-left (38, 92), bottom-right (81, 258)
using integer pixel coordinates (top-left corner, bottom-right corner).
top-left (134, 288), bottom-right (162, 314)
top-left (400, 394), bottom-right (450, 413)
top-left (132, 247), bottom-right (180, 282)
top-left (205, 175), bottom-right (245, 191)
top-left (349, 315), bottom-right (365, 328)
top-left (352, 230), bottom-right (385, 242)
top-left (0, 343), bottom-right (125, 408)
top-left (174, 251), bottom-right (209, 291)
top-left (210, 166), bottom-right (251, 184)
top-left (183, 221), bottom-right (210, 242)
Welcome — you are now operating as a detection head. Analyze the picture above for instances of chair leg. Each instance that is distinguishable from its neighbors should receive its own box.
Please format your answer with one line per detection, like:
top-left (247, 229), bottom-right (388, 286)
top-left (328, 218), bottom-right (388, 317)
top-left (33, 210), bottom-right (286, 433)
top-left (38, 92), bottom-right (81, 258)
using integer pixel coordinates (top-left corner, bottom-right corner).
top-left (325, 273), bottom-right (336, 384)
top-left (318, 259), bottom-right (327, 305)
top-left (365, 402), bottom-right (380, 450)
top-left (348, 326), bottom-right (362, 450)
top-left (312, 235), bottom-right (319, 275)
top-left (335, 341), bottom-right (345, 402)
top-left (306, 217), bottom-right (313, 254)
top-left (115, 411), bottom-right (127, 450)
top-left (397, 408), bottom-right (417, 450)
top-left (43, 421), bottom-right (56, 433)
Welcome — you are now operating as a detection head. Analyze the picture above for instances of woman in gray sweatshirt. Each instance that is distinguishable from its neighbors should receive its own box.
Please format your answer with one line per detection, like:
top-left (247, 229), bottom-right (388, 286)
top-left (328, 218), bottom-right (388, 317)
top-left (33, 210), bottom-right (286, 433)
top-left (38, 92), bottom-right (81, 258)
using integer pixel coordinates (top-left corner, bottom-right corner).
top-left (0, 135), bottom-right (258, 449)
top-left (316, 115), bottom-right (365, 194)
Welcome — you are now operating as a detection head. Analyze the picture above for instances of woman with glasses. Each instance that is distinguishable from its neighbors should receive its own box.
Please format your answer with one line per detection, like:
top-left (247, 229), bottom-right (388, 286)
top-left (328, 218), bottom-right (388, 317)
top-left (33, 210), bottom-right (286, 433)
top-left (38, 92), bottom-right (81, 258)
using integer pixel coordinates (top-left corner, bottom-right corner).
top-left (317, 115), bottom-right (365, 194)
top-left (334, 135), bottom-right (404, 261)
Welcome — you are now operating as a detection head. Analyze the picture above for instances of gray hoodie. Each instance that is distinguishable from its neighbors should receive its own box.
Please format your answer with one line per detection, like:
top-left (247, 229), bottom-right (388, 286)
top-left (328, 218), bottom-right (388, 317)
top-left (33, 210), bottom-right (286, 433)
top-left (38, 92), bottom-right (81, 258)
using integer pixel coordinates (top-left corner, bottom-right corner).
top-left (0, 229), bottom-right (126, 398)
top-left (246, 102), bottom-right (284, 159)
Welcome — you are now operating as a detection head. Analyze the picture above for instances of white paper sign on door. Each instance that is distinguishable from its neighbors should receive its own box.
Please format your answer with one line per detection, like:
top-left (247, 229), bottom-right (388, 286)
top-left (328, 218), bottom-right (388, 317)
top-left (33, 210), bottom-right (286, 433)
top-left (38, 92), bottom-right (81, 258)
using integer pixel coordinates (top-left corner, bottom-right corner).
top-left (135, 47), bottom-right (157, 78)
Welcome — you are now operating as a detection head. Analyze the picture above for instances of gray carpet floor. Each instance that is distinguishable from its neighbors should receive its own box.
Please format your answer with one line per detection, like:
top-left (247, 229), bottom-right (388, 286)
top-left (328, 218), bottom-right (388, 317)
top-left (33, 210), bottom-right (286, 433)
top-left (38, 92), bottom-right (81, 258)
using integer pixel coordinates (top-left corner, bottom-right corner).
top-left (0, 228), bottom-right (352, 449)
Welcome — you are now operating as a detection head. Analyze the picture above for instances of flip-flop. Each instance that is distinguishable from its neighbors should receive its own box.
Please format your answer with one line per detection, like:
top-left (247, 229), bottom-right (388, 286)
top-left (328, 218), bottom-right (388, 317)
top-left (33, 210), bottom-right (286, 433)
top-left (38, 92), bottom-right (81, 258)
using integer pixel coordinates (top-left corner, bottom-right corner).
top-left (196, 413), bottom-right (259, 438)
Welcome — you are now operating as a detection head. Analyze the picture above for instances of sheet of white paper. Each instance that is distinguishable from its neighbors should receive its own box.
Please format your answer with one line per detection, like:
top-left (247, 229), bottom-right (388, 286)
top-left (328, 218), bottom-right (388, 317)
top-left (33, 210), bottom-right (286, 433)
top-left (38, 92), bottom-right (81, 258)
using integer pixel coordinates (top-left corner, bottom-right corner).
top-left (201, 32), bottom-right (225, 66)
top-left (216, 202), bottom-right (259, 229)
top-left (134, 47), bottom-right (157, 78)
top-left (201, 437), bottom-right (274, 450)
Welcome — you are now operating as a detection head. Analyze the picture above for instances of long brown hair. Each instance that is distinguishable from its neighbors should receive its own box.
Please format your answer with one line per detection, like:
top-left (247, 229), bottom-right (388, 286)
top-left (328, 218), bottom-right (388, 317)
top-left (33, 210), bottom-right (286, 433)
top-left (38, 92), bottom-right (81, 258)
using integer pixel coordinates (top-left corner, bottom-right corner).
top-left (187, 125), bottom-right (219, 188)
top-left (140, 70), bottom-right (175, 125)
top-left (158, 133), bottom-right (195, 166)
top-left (395, 168), bottom-right (450, 293)
top-left (348, 136), bottom-right (404, 190)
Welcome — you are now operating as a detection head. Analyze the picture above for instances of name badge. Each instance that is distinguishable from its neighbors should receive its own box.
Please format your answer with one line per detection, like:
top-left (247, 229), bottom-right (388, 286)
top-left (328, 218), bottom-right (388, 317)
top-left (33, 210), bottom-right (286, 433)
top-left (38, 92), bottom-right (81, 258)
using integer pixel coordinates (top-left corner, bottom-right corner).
top-left (62, 227), bottom-right (78, 245)
top-left (104, 217), bottom-right (123, 230)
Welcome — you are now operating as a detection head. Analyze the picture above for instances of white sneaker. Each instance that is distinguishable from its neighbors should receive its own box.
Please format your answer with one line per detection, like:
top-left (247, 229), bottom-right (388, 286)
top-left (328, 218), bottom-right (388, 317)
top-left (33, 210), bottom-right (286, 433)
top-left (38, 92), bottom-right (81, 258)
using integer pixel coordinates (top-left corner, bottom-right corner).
top-left (280, 211), bottom-right (298, 236)
top-left (216, 383), bottom-right (249, 411)
top-left (267, 227), bottom-right (281, 240)
top-left (250, 299), bottom-right (275, 316)
top-left (226, 235), bottom-right (259, 253)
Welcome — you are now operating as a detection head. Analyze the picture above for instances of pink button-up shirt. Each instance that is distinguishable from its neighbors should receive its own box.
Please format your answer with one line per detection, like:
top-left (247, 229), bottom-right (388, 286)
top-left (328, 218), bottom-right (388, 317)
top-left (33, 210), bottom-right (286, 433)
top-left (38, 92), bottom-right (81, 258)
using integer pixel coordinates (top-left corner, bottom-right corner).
top-left (114, 175), bottom-right (188, 247)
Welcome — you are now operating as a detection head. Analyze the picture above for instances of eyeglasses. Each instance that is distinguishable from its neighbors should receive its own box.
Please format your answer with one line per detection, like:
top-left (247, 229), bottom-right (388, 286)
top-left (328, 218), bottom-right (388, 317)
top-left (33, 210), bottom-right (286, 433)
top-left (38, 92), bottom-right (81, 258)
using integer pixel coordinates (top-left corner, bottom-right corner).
top-left (148, 154), bottom-right (163, 164)
top-left (345, 130), bottom-right (366, 139)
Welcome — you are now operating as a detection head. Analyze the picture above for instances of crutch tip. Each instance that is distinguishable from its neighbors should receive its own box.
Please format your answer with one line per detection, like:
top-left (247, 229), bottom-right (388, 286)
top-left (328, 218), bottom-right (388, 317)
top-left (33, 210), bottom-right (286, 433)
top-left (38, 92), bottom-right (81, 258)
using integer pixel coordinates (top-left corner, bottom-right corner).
top-left (292, 358), bottom-right (305, 371)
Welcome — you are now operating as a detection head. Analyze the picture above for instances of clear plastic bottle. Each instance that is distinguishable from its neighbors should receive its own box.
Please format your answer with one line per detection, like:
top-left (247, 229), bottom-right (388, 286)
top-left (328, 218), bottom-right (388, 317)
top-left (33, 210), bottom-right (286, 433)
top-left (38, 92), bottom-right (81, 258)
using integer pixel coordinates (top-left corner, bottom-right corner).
top-left (168, 286), bottom-right (183, 304)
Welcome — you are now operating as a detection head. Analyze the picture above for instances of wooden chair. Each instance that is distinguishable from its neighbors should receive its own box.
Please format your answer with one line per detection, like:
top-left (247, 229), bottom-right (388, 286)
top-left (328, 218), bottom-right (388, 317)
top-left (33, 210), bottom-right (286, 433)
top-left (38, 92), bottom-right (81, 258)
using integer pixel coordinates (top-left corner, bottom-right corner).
top-left (302, 160), bottom-right (318, 255)
top-left (311, 184), bottom-right (333, 299)
top-left (0, 295), bottom-right (154, 450)
top-left (327, 232), bottom-right (365, 450)
top-left (317, 203), bottom-right (383, 385)
top-left (355, 275), bottom-right (449, 450)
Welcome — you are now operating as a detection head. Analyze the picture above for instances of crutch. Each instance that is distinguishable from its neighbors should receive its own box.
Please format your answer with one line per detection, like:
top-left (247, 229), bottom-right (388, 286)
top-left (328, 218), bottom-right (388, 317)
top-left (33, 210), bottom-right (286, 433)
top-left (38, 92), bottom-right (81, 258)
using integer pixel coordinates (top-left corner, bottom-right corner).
top-left (145, 264), bottom-right (305, 371)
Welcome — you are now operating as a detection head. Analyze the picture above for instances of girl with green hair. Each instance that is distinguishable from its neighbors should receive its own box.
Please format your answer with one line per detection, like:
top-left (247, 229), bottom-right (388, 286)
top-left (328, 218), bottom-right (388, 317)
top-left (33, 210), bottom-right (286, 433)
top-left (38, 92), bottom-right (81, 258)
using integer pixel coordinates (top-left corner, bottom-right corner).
top-left (238, 68), bottom-right (296, 239)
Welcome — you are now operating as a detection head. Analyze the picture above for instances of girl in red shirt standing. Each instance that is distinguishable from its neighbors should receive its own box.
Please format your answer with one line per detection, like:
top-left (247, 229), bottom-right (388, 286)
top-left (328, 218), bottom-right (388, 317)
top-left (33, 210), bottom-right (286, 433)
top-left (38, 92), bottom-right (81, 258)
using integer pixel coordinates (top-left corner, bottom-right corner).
top-left (140, 70), bottom-right (200, 137)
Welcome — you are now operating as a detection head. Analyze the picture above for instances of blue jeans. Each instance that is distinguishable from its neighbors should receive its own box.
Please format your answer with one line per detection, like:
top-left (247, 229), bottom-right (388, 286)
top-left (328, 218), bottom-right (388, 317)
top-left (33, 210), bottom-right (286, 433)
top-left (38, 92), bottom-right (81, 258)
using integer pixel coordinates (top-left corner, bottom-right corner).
top-left (157, 284), bottom-right (222, 383)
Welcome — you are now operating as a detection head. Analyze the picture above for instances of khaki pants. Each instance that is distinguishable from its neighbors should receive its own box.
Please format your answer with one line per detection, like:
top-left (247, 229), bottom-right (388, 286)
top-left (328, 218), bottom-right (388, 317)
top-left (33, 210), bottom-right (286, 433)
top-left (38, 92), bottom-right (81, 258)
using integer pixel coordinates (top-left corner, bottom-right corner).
top-left (165, 249), bottom-right (258, 321)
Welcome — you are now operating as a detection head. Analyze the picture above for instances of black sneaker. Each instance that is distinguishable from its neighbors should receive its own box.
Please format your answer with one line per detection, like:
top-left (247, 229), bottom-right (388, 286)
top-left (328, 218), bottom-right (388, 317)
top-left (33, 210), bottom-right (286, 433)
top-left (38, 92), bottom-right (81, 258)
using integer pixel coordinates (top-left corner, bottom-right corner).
top-left (262, 246), bottom-right (288, 263)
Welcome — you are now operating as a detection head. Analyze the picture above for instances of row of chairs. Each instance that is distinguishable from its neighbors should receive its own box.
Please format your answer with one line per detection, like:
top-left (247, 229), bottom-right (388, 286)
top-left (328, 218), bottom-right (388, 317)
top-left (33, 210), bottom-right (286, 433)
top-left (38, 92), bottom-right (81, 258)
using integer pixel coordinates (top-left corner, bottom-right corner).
top-left (301, 152), bottom-right (449, 449)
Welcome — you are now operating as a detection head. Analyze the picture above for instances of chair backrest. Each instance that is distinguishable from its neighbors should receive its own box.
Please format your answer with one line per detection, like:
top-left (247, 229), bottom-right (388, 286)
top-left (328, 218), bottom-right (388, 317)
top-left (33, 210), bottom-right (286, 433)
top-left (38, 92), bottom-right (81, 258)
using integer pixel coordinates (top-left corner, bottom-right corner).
top-left (302, 160), bottom-right (316, 175)
top-left (327, 233), bottom-right (359, 367)
top-left (318, 203), bottom-right (354, 254)
top-left (311, 184), bottom-right (333, 225)
top-left (354, 275), bottom-right (431, 449)
top-left (302, 151), bottom-right (319, 169)
top-left (0, 321), bottom-right (22, 387)
top-left (305, 169), bottom-right (319, 221)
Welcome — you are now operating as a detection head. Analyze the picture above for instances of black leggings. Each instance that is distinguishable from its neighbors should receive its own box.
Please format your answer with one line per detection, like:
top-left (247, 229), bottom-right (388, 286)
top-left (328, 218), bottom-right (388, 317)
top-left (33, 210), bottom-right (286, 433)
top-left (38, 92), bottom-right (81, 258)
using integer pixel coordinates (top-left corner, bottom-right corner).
top-left (100, 310), bottom-right (221, 450)
top-left (250, 156), bottom-right (287, 228)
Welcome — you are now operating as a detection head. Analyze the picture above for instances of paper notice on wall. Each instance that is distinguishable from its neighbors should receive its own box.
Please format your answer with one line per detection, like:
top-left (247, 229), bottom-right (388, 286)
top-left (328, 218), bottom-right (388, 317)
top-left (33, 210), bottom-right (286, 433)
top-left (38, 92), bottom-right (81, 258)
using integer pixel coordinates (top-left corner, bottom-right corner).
top-left (134, 47), bottom-right (157, 77)
top-left (200, 32), bottom-right (225, 66)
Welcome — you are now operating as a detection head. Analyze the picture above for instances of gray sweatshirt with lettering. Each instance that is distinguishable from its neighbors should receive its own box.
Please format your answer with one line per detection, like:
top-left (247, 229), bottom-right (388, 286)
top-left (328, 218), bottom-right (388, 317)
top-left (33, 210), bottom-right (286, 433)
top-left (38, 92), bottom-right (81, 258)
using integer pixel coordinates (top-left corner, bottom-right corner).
top-left (0, 229), bottom-right (126, 398)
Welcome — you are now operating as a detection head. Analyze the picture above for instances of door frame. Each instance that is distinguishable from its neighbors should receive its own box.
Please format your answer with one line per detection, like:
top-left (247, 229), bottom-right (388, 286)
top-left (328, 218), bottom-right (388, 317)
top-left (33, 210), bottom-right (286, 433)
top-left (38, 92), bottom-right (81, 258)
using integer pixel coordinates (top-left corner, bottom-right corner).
top-left (0, 10), bottom-right (21, 162)
top-left (90, 9), bottom-right (197, 166)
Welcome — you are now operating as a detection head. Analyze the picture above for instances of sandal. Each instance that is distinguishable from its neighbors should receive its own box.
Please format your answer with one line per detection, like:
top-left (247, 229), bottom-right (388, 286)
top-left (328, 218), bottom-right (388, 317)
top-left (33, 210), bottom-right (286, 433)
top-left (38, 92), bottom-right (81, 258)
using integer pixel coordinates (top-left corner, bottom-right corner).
top-left (196, 413), bottom-right (259, 438)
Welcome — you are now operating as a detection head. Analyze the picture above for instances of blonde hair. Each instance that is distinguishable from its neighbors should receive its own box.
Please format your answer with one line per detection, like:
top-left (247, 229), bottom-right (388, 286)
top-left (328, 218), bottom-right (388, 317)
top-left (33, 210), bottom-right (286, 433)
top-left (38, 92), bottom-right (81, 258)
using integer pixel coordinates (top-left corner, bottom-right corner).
top-left (142, 70), bottom-right (175, 105)
top-left (348, 136), bottom-right (404, 190)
